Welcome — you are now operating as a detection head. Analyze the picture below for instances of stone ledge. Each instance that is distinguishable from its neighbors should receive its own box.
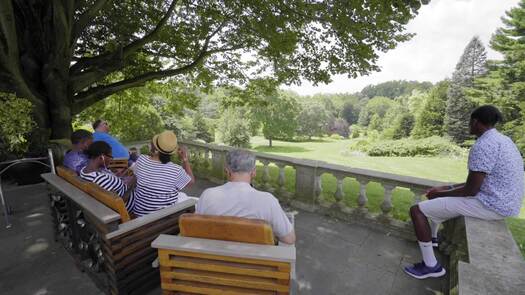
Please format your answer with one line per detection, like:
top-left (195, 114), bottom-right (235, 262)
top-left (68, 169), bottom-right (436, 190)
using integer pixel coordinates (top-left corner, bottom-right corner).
top-left (447, 217), bottom-right (525, 295)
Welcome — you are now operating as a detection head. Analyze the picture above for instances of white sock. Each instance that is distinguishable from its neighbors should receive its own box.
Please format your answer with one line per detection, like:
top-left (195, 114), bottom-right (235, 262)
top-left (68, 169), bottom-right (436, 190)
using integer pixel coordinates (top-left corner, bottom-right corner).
top-left (418, 241), bottom-right (437, 267)
top-left (430, 221), bottom-right (440, 239)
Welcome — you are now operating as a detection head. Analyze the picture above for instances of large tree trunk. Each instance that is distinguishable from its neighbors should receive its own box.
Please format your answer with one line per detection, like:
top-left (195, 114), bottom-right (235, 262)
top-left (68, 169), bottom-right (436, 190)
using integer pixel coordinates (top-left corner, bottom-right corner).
top-left (43, 64), bottom-right (73, 140)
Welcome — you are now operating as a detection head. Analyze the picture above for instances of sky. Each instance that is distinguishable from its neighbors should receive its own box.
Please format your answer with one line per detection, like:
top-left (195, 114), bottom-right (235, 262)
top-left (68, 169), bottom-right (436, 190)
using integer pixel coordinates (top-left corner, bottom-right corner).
top-left (284, 0), bottom-right (520, 96)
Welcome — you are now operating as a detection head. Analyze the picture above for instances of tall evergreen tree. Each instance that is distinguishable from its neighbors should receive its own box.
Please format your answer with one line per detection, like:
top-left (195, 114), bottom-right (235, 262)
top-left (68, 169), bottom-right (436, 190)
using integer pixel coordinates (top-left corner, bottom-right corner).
top-left (445, 36), bottom-right (487, 142)
top-left (467, 0), bottom-right (525, 154)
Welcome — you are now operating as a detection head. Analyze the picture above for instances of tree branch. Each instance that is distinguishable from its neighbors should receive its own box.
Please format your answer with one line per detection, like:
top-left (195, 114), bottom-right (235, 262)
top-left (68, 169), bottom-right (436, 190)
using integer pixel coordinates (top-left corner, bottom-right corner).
top-left (0, 0), bottom-right (42, 105)
top-left (72, 38), bottom-right (242, 114)
top-left (69, 12), bottom-right (228, 94)
top-left (73, 0), bottom-right (109, 39)
top-left (70, 0), bottom-right (178, 75)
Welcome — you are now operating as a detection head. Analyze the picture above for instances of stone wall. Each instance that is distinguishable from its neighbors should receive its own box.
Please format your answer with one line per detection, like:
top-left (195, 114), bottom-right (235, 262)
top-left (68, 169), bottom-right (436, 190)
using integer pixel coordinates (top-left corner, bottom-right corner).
top-left (442, 217), bottom-right (525, 294)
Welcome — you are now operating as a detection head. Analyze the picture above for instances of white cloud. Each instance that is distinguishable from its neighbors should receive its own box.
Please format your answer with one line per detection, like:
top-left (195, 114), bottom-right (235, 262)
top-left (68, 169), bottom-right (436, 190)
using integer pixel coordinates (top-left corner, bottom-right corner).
top-left (284, 0), bottom-right (520, 95)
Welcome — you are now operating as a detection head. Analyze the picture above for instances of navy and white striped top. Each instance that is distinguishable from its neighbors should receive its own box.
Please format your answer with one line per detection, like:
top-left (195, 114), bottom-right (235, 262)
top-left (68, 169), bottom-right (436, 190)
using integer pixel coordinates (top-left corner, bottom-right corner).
top-left (79, 167), bottom-right (127, 197)
top-left (129, 155), bottom-right (191, 217)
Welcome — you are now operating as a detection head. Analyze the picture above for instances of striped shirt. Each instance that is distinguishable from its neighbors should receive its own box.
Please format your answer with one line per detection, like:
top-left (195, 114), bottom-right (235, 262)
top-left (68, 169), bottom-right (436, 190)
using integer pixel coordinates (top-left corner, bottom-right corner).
top-left (80, 167), bottom-right (127, 198)
top-left (129, 155), bottom-right (191, 217)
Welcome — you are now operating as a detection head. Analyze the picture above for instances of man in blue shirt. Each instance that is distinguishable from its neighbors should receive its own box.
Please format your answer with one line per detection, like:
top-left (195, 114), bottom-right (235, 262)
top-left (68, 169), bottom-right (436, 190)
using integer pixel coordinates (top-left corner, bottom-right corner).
top-left (404, 105), bottom-right (524, 280)
top-left (63, 129), bottom-right (93, 174)
top-left (92, 119), bottom-right (129, 159)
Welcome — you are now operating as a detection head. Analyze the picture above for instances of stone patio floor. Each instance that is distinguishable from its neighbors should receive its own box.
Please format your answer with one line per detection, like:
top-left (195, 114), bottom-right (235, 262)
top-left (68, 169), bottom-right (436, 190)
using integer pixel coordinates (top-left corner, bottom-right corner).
top-left (0, 179), bottom-right (446, 295)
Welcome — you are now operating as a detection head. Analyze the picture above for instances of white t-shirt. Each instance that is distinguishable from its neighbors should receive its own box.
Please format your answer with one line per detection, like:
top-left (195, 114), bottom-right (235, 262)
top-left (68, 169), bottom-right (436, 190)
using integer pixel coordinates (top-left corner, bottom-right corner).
top-left (196, 182), bottom-right (294, 239)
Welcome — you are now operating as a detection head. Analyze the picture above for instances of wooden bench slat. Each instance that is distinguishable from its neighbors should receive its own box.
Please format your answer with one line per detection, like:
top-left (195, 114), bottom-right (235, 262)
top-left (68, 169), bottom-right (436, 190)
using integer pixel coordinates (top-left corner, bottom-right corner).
top-left (106, 199), bottom-right (196, 240)
top-left (162, 268), bottom-right (289, 292)
top-left (153, 235), bottom-right (296, 264)
top-left (161, 256), bottom-right (290, 279)
top-left (162, 281), bottom-right (276, 295)
top-left (159, 249), bottom-right (291, 270)
top-left (180, 214), bottom-right (275, 245)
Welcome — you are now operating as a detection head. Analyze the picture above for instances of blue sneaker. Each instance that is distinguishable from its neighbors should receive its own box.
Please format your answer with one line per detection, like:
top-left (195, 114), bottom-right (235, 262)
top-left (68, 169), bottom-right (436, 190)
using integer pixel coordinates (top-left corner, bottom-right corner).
top-left (432, 237), bottom-right (439, 248)
top-left (404, 262), bottom-right (446, 279)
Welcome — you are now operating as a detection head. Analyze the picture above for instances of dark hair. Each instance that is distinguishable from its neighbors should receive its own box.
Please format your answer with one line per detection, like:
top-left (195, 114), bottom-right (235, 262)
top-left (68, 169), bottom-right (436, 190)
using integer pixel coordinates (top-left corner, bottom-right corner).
top-left (92, 119), bottom-right (103, 130)
top-left (159, 153), bottom-right (171, 164)
top-left (86, 141), bottom-right (112, 159)
top-left (71, 129), bottom-right (93, 144)
top-left (470, 105), bottom-right (503, 126)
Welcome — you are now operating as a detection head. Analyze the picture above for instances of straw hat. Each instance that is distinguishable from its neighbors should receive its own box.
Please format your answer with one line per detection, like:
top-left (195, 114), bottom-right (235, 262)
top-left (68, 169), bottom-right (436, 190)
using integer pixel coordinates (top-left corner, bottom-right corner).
top-left (152, 130), bottom-right (178, 155)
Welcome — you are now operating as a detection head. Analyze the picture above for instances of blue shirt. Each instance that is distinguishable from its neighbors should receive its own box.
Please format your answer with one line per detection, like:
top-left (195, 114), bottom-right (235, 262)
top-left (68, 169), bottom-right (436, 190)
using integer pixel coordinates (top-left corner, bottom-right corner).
top-left (93, 132), bottom-right (129, 159)
top-left (468, 129), bottom-right (524, 216)
top-left (63, 150), bottom-right (88, 174)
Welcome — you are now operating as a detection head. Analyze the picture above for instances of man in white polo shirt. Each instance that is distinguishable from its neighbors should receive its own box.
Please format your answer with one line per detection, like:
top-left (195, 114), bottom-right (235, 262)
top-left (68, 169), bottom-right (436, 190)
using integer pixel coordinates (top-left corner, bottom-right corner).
top-left (196, 149), bottom-right (296, 244)
top-left (404, 105), bottom-right (524, 280)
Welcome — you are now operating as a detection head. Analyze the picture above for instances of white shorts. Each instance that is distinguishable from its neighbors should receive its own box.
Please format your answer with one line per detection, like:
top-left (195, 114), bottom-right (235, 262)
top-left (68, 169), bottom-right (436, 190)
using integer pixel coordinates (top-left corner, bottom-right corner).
top-left (418, 197), bottom-right (504, 224)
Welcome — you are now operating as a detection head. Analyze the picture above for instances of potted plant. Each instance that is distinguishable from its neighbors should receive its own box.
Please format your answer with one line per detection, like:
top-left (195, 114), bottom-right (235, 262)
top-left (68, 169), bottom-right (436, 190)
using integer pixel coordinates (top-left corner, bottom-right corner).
top-left (0, 92), bottom-right (48, 185)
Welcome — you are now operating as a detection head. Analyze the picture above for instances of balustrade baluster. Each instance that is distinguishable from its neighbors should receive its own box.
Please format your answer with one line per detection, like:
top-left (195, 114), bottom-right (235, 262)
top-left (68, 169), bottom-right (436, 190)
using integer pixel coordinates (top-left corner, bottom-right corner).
top-left (334, 174), bottom-right (345, 204)
top-left (412, 188), bottom-right (425, 205)
top-left (357, 179), bottom-right (369, 209)
top-left (261, 160), bottom-right (271, 190)
top-left (381, 184), bottom-right (395, 217)
top-left (314, 174), bottom-right (323, 203)
top-left (276, 163), bottom-right (286, 195)
top-left (203, 148), bottom-right (210, 171)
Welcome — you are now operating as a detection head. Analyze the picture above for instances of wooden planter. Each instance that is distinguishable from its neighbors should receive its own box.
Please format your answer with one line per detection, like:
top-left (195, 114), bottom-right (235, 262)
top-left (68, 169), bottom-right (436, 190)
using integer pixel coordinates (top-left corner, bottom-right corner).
top-left (42, 172), bottom-right (196, 294)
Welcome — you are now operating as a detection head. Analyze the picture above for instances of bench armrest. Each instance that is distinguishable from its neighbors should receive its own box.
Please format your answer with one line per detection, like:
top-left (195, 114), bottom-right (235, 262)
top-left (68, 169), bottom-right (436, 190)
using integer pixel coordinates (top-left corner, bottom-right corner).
top-left (151, 234), bottom-right (296, 263)
top-left (105, 199), bottom-right (197, 240)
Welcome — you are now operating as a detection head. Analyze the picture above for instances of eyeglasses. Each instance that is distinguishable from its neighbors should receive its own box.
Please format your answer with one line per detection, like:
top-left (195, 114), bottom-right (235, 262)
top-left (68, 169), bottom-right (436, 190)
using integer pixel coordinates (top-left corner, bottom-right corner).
top-left (104, 154), bottom-right (113, 159)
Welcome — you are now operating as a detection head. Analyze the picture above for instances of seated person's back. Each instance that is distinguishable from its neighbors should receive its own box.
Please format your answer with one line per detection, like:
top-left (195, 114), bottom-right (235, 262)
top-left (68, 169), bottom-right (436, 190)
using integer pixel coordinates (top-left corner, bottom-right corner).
top-left (80, 141), bottom-right (130, 202)
top-left (63, 129), bottom-right (92, 174)
top-left (130, 130), bottom-right (194, 217)
top-left (196, 149), bottom-right (295, 244)
top-left (92, 119), bottom-right (129, 159)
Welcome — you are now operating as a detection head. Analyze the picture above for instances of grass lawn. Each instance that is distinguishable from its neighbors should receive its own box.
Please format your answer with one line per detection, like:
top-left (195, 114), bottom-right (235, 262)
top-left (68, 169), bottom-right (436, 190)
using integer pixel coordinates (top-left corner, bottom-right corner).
top-left (248, 136), bottom-right (525, 256)
top-left (251, 136), bottom-right (468, 183)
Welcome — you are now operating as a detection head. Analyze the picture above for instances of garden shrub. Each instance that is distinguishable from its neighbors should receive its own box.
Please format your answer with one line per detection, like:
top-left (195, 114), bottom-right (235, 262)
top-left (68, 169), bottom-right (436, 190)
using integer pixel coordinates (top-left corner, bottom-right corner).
top-left (0, 93), bottom-right (35, 158)
top-left (329, 134), bottom-right (344, 140)
top-left (349, 136), bottom-right (466, 157)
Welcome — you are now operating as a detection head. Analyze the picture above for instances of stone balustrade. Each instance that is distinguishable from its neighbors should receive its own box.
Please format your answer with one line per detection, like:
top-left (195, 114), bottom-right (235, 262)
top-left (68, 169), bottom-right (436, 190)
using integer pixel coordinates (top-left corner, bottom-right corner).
top-left (129, 140), bottom-right (449, 236)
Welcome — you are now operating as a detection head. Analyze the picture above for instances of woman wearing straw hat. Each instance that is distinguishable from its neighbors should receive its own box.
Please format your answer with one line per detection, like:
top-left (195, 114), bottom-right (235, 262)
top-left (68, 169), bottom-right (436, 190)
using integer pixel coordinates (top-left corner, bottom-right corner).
top-left (128, 130), bottom-right (195, 217)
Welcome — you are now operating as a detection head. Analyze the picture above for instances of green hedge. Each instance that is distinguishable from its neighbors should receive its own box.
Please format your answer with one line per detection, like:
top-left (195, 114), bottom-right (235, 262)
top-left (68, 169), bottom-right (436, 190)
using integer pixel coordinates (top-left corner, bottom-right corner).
top-left (350, 136), bottom-right (466, 157)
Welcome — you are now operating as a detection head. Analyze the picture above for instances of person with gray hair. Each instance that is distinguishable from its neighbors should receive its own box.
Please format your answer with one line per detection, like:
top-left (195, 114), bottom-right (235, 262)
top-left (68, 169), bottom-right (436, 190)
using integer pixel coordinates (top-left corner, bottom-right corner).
top-left (196, 149), bottom-right (296, 244)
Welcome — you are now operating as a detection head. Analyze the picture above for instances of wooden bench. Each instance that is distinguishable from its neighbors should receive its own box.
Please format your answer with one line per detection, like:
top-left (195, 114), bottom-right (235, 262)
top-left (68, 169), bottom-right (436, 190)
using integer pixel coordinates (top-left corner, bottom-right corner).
top-left (42, 167), bottom-right (196, 295)
top-left (152, 214), bottom-right (296, 294)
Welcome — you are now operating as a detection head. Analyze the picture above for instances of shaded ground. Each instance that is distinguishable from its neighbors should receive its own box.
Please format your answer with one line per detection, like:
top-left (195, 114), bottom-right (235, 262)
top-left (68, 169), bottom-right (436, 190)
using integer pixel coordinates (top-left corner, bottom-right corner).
top-left (0, 179), bottom-right (445, 295)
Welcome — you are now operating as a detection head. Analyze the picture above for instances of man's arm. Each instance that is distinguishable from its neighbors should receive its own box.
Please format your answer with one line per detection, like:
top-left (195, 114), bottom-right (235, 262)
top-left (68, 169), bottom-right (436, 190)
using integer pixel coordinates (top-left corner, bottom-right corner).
top-left (279, 230), bottom-right (296, 245)
top-left (427, 171), bottom-right (485, 199)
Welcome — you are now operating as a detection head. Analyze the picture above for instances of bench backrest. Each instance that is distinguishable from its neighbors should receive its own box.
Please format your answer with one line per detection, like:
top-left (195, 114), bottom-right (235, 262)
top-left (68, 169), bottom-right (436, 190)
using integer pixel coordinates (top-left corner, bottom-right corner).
top-left (85, 183), bottom-right (131, 222)
top-left (108, 158), bottom-right (128, 170)
top-left (56, 166), bottom-right (89, 190)
top-left (56, 166), bottom-right (130, 223)
top-left (179, 213), bottom-right (275, 245)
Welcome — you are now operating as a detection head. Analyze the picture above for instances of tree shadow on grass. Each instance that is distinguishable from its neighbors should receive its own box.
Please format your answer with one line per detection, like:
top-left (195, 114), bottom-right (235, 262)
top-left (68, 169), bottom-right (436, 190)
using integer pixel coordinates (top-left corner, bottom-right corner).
top-left (253, 145), bottom-right (311, 153)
